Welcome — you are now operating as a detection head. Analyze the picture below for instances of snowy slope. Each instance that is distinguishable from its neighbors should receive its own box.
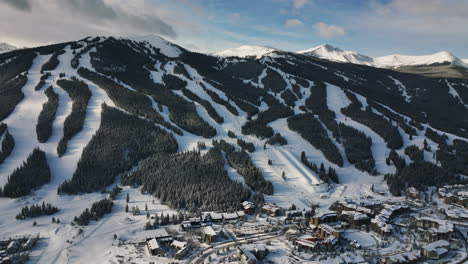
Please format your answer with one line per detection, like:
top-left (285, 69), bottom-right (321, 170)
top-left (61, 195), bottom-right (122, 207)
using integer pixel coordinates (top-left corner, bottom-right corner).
top-left (374, 51), bottom-right (468, 68)
top-left (298, 44), bottom-right (374, 66)
top-left (128, 35), bottom-right (182, 58)
top-left (298, 44), bottom-right (468, 69)
top-left (215, 45), bottom-right (278, 59)
top-left (0, 42), bottom-right (16, 53)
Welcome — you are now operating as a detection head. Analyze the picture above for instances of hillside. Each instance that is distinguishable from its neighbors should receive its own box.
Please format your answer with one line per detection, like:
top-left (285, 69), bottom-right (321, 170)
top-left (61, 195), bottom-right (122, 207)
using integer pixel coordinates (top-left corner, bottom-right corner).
top-left (0, 36), bottom-right (467, 262)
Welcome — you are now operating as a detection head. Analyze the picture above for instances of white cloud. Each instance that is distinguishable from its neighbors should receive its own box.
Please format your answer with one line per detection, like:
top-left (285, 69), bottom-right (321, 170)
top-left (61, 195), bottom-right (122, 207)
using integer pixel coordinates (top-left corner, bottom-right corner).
top-left (314, 22), bottom-right (345, 38)
top-left (293, 0), bottom-right (308, 9)
top-left (285, 19), bottom-right (303, 27)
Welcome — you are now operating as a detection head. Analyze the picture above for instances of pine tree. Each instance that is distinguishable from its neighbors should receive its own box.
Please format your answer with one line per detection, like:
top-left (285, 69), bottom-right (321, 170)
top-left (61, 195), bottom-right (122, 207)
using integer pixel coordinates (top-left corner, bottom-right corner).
top-left (145, 203), bottom-right (148, 212)
top-left (125, 204), bottom-right (129, 213)
top-left (126, 193), bottom-right (129, 203)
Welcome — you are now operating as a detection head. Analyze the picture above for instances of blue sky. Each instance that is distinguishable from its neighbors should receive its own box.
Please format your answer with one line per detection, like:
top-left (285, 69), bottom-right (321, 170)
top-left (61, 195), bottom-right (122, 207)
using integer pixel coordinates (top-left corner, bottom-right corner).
top-left (1, 0), bottom-right (467, 58)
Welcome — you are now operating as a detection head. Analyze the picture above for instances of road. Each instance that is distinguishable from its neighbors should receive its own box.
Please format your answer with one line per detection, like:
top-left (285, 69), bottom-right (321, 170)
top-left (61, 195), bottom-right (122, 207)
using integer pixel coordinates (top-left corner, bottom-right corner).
top-left (188, 231), bottom-right (284, 264)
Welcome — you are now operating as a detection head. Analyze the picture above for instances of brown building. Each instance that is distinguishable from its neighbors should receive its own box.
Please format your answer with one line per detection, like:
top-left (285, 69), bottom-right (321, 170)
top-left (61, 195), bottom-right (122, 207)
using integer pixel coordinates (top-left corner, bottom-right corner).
top-left (310, 212), bottom-right (337, 226)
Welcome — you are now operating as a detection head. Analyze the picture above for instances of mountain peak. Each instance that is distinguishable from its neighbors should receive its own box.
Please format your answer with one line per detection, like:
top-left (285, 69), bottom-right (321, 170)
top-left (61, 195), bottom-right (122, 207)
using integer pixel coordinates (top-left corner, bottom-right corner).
top-left (0, 42), bottom-right (16, 54)
top-left (214, 45), bottom-right (278, 58)
top-left (298, 44), bottom-right (374, 65)
top-left (126, 34), bottom-right (182, 58)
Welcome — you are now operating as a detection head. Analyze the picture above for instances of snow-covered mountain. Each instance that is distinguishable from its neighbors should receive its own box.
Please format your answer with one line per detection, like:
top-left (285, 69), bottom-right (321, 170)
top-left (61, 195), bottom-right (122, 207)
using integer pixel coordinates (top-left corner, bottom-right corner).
top-left (1, 36), bottom-right (468, 263)
top-left (215, 45), bottom-right (278, 59)
top-left (298, 43), bottom-right (468, 69)
top-left (297, 44), bottom-right (374, 66)
top-left (0, 42), bottom-right (16, 53)
top-left (374, 51), bottom-right (468, 68)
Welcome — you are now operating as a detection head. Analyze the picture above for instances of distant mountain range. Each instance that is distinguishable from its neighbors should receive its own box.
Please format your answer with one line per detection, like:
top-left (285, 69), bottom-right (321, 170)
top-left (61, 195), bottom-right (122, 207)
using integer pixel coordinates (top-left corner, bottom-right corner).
top-left (0, 42), bottom-right (16, 54)
top-left (217, 43), bottom-right (468, 69)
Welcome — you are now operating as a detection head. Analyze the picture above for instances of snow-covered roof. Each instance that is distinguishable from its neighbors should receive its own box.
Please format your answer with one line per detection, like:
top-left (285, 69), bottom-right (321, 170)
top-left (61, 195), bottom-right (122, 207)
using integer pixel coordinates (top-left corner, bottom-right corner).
top-left (202, 226), bottom-right (217, 236)
top-left (153, 228), bottom-right (170, 239)
top-left (423, 240), bottom-right (450, 252)
top-left (148, 238), bottom-right (159, 250)
top-left (171, 240), bottom-right (186, 249)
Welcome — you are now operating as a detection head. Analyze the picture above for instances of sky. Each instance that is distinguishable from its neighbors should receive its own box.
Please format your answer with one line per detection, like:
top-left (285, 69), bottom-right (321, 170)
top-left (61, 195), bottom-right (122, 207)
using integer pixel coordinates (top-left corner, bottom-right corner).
top-left (1, 0), bottom-right (467, 58)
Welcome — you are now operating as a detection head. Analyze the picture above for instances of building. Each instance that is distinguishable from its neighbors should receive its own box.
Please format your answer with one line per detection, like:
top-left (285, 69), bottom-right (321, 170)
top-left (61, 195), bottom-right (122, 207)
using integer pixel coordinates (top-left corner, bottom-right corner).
top-left (310, 212), bottom-right (338, 226)
top-left (147, 238), bottom-right (162, 256)
top-left (340, 211), bottom-right (370, 228)
top-left (371, 204), bottom-right (409, 237)
top-left (262, 204), bottom-right (281, 217)
top-left (201, 226), bottom-right (218, 244)
top-left (153, 228), bottom-right (173, 243)
top-left (242, 201), bottom-right (256, 214)
top-left (317, 224), bottom-right (340, 239)
top-left (237, 244), bottom-right (269, 264)
top-left (415, 217), bottom-right (453, 242)
top-left (380, 250), bottom-right (421, 264)
top-left (406, 187), bottom-right (420, 199)
top-left (171, 240), bottom-right (188, 260)
top-left (421, 240), bottom-right (450, 259)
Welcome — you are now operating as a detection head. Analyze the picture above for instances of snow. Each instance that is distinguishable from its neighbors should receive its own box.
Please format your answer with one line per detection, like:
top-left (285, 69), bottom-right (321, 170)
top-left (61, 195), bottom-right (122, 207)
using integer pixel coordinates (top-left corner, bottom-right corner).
top-left (298, 44), bottom-right (374, 66)
top-left (374, 51), bottom-right (467, 68)
top-left (0, 42), bottom-right (16, 54)
top-left (0, 53), bottom-right (52, 186)
top-left (388, 76), bottom-right (411, 102)
top-left (343, 230), bottom-right (377, 248)
top-left (326, 84), bottom-right (396, 175)
top-left (128, 35), bottom-right (182, 58)
top-left (214, 45), bottom-right (278, 59)
top-left (298, 44), bottom-right (468, 69)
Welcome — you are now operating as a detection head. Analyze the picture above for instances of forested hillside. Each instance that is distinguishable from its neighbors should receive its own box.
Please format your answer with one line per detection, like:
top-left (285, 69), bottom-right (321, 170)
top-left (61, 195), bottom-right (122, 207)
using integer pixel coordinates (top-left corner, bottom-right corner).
top-left (0, 35), bottom-right (467, 212)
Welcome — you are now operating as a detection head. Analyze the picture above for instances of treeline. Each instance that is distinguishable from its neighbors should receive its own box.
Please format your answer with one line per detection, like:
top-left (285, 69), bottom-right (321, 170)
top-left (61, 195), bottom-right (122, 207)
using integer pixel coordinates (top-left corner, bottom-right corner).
top-left (288, 113), bottom-right (343, 166)
top-left (0, 148), bottom-right (50, 198)
top-left (202, 84), bottom-right (239, 116)
top-left (281, 89), bottom-right (297, 107)
top-left (56, 77), bottom-right (91, 156)
top-left (77, 67), bottom-right (182, 135)
top-left (213, 140), bottom-right (274, 195)
top-left (436, 139), bottom-right (468, 176)
top-left (58, 104), bottom-right (178, 194)
top-left (341, 92), bottom-right (403, 149)
top-left (339, 123), bottom-right (375, 174)
top-left (181, 88), bottom-right (224, 123)
top-left (16, 202), bottom-right (58, 220)
top-left (0, 74), bottom-right (28, 122)
top-left (404, 145), bottom-right (424, 162)
top-left (261, 68), bottom-right (287, 93)
top-left (369, 101), bottom-right (418, 138)
top-left (74, 198), bottom-right (113, 226)
top-left (34, 72), bottom-right (51, 91)
top-left (0, 123), bottom-right (14, 164)
top-left (41, 50), bottom-right (65, 72)
top-left (89, 38), bottom-right (216, 138)
top-left (266, 133), bottom-right (287, 146)
top-left (425, 128), bottom-right (448, 146)
top-left (229, 96), bottom-right (259, 118)
top-left (237, 138), bottom-right (255, 153)
top-left (162, 74), bottom-right (187, 90)
top-left (36, 86), bottom-right (59, 142)
top-left (0, 52), bottom-right (35, 84)
top-left (303, 81), bottom-right (341, 145)
top-left (122, 148), bottom-right (251, 212)
top-left (242, 95), bottom-right (293, 138)
top-left (300, 151), bottom-right (339, 183)
top-left (386, 161), bottom-right (463, 196)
